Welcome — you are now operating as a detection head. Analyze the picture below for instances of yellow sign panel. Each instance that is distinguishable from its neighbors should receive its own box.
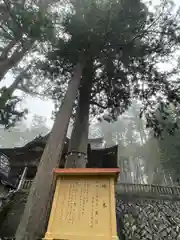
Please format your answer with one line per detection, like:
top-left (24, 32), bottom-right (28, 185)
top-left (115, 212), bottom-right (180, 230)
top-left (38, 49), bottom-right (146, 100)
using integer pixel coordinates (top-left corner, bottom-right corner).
top-left (44, 169), bottom-right (119, 240)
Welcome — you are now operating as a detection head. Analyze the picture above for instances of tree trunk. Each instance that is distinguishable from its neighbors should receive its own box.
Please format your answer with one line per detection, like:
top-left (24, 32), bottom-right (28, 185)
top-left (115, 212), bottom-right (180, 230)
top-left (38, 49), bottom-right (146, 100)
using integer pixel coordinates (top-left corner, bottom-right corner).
top-left (65, 61), bottom-right (93, 168)
top-left (15, 63), bottom-right (83, 240)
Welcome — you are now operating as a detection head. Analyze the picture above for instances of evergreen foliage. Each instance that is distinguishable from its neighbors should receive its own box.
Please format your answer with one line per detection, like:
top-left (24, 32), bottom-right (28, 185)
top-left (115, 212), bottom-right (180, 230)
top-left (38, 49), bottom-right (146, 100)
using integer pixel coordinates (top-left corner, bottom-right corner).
top-left (43, 0), bottom-right (180, 131)
top-left (0, 0), bottom-right (56, 127)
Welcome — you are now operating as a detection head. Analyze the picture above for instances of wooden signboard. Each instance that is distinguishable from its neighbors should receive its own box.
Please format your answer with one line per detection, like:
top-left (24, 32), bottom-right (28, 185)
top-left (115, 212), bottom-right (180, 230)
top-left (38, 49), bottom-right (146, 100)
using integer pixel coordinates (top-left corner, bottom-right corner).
top-left (44, 168), bottom-right (120, 240)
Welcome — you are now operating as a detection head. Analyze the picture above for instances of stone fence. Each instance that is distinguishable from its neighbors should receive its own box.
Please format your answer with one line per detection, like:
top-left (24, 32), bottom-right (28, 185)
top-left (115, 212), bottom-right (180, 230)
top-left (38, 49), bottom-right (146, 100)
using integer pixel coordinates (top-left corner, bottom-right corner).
top-left (116, 183), bottom-right (180, 201)
top-left (21, 180), bottom-right (32, 190)
top-left (22, 180), bottom-right (180, 198)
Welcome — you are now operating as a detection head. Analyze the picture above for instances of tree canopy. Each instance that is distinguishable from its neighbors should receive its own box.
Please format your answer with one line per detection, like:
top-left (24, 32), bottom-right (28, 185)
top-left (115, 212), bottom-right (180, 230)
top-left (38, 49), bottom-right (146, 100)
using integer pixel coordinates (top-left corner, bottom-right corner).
top-left (0, 0), bottom-right (180, 132)
top-left (42, 0), bottom-right (180, 130)
top-left (0, 0), bottom-right (56, 127)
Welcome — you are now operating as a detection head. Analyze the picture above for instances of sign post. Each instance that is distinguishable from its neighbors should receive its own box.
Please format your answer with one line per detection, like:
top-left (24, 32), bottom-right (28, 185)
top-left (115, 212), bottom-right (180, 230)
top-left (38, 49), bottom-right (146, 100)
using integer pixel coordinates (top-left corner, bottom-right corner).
top-left (44, 168), bottom-right (120, 240)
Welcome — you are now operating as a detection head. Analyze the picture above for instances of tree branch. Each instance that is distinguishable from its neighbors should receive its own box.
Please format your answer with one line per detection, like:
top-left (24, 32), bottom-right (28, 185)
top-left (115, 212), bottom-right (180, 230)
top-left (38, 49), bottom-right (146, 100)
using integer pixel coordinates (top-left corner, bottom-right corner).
top-left (0, 39), bottom-right (17, 59)
top-left (90, 101), bottom-right (107, 109)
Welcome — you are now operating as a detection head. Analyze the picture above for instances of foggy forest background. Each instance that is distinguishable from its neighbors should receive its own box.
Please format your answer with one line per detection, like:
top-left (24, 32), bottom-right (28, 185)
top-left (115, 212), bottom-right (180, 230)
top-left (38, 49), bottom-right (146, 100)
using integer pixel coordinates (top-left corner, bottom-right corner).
top-left (0, 99), bottom-right (178, 186)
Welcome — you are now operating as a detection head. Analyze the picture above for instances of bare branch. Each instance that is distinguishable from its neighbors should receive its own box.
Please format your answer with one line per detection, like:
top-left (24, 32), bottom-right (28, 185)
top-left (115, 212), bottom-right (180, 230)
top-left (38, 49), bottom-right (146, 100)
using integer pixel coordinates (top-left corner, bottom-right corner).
top-left (90, 101), bottom-right (107, 109)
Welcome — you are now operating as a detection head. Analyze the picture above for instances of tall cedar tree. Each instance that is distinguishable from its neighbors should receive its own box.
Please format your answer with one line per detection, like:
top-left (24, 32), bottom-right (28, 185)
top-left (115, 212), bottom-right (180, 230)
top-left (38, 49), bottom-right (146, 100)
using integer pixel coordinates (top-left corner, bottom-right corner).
top-left (44, 0), bottom-right (180, 165)
top-left (15, 63), bottom-right (84, 240)
top-left (147, 103), bottom-right (180, 183)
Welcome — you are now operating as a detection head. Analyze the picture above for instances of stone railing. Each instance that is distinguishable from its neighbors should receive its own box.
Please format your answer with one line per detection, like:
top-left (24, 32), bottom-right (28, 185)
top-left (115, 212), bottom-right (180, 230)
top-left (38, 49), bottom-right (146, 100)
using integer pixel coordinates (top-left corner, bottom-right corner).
top-left (22, 180), bottom-right (180, 199)
top-left (116, 183), bottom-right (180, 200)
top-left (21, 180), bottom-right (33, 190)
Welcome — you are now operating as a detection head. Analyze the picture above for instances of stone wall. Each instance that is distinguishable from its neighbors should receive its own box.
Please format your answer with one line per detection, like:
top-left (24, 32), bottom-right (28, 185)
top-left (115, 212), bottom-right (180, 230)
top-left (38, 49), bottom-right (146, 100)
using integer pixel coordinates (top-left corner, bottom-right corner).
top-left (116, 198), bottom-right (180, 239)
top-left (116, 183), bottom-right (180, 240)
top-left (0, 191), bottom-right (28, 238)
top-left (0, 184), bottom-right (9, 198)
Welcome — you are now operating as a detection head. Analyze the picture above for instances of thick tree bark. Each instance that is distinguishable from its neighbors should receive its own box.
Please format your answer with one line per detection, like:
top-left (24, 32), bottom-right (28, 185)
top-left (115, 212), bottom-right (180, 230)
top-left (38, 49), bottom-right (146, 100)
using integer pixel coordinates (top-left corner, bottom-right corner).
top-left (65, 61), bottom-right (93, 168)
top-left (15, 63), bottom-right (83, 240)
